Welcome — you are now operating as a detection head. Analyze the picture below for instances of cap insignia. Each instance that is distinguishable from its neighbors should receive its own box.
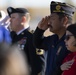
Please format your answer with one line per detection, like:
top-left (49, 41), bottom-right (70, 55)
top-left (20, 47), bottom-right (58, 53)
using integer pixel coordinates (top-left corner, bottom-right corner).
top-left (8, 8), bottom-right (12, 13)
top-left (56, 5), bottom-right (61, 11)
top-left (53, 5), bottom-right (65, 13)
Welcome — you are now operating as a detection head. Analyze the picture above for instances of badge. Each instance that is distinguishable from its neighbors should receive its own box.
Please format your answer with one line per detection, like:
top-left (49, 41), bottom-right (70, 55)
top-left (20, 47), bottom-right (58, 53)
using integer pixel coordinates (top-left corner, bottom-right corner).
top-left (56, 5), bottom-right (61, 11)
top-left (56, 46), bottom-right (62, 55)
top-left (17, 37), bottom-right (27, 50)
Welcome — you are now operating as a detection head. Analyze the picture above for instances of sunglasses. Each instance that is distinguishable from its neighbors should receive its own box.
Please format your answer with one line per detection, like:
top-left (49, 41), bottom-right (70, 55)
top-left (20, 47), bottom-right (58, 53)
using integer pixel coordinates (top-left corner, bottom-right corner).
top-left (65, 35), bottom-right (73, 41)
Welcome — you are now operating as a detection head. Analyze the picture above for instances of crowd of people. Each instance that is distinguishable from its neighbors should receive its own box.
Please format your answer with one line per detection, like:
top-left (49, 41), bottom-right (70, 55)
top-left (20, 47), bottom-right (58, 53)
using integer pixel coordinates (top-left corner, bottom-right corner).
top-left (0, 1), bottom-right (76, 75)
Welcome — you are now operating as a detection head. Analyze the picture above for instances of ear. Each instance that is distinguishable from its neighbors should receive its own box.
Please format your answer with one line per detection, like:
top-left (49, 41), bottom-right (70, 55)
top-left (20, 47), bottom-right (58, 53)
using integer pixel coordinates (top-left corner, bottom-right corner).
top-left (62, 16), bottom-right (68, 25)
top-left (21, 16), bottom-right (26, 23)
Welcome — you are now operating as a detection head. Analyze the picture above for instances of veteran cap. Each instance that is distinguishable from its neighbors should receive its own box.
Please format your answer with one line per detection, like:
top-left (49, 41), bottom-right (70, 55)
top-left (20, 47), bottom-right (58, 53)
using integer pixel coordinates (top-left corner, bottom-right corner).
top-left (50, 1), bottom-right (76, 16)
top-left (7, 7), bottom-right (29, 16)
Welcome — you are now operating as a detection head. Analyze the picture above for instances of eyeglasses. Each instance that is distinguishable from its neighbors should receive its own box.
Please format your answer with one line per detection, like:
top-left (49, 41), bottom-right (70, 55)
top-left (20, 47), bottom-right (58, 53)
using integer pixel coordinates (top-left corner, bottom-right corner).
top-left (65, 35), bottom-right (73, 41)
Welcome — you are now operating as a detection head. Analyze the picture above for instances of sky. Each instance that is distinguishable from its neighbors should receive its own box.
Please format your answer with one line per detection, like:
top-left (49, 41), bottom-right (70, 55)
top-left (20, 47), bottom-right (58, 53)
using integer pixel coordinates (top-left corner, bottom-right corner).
top-left (0, 0), bottom-right (65, 8)
top-left (0, 0), bottom-right (76, 30)
top-left (0, 0), bottom-right (76, 8)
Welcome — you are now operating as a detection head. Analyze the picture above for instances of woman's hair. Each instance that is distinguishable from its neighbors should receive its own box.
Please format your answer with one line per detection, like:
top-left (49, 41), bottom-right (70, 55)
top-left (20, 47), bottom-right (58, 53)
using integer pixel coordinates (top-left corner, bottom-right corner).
top-left (0, 43), bottom-right (29, 75)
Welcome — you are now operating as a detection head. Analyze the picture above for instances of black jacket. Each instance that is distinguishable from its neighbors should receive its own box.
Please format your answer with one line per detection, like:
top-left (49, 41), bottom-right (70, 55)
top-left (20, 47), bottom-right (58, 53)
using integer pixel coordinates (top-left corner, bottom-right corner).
top-left (10, 29), bottom-right (46, 75)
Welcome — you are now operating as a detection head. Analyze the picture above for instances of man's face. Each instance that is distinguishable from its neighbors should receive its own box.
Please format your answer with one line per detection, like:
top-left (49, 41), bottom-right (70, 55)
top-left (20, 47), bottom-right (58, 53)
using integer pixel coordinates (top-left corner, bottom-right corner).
top-left (48, 13), bottom-right (65, 33)
top-left (10, 13), bottom-right (22, 32)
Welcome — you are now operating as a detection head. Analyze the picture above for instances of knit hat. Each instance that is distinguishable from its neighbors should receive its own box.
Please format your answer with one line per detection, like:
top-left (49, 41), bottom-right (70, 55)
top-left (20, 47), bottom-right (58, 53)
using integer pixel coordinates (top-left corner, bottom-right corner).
top-left (67, 23), bottom-right (76, 37)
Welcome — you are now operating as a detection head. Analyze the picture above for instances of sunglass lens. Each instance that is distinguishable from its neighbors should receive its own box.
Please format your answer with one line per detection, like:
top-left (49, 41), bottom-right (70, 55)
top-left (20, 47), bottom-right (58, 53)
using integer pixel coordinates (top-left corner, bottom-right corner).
top-left (65, 35), bottom-right (70, 41)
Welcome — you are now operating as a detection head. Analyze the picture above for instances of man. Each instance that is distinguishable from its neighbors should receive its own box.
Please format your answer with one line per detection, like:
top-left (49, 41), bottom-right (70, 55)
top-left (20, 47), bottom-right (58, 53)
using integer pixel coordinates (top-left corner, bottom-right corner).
top-left (33, 1), bottom-right (76, 75)
top-left (7, 7), bottom-right (45, 75)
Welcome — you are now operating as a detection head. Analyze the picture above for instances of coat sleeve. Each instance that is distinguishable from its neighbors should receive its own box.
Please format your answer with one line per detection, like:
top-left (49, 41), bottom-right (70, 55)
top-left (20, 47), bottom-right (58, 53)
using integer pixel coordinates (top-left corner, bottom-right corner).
top-left (27, 31), bottom-right (46, 75)
top-left (33, 27), bottom-right (45, 49)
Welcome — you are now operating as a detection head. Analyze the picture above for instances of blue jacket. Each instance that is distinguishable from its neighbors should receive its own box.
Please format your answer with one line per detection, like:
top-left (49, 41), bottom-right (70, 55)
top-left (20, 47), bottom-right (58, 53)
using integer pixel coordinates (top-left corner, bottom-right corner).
top-left (0, 26), bottom-right (11, 44)
top-left (33, 27), bottom-right (70, 75)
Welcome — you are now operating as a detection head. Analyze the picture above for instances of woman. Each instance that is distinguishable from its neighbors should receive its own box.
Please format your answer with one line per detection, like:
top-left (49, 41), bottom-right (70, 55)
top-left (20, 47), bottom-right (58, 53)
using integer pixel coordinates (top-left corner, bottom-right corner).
top-left (60, 23), bottom-right (76, 75)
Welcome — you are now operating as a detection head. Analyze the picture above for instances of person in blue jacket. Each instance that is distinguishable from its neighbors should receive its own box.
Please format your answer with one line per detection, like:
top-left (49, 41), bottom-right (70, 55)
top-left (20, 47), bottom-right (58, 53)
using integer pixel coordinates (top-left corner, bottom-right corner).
top-left (33, 1), bottom-right (76, 75)
top-left (0, 11), bottom-right (11, 44)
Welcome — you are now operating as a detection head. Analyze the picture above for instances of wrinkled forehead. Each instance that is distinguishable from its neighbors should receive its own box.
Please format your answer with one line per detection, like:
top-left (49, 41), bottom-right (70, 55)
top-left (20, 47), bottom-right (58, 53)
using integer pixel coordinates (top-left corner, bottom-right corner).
top-left (50, 13), bottom-right (59, 18)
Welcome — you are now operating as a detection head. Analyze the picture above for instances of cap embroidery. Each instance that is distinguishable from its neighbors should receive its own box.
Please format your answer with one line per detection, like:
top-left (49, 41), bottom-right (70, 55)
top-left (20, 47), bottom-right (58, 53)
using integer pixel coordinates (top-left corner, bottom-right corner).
top-left (56, 5), bottom-right (61, 11)
top-left (8, 8), bottom-right (12, 13)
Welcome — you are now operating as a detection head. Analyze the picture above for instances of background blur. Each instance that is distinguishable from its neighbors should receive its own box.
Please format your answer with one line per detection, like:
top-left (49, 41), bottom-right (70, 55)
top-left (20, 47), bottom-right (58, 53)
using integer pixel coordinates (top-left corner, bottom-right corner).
top-left (0, 0), bottom-right (76, 35)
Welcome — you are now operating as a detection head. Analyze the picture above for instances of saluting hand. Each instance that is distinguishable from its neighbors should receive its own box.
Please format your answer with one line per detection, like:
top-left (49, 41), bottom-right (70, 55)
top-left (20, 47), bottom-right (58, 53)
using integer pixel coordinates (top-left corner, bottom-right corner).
top-left (60, 59), bottom-right (74, 71)
top-left (38, 16), bottom-right (50, 30)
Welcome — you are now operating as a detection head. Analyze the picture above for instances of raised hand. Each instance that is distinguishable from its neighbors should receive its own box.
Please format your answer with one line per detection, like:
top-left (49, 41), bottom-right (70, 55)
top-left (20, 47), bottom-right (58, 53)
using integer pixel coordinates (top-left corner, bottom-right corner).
top-left (38, 16), bottom-right (50, 30)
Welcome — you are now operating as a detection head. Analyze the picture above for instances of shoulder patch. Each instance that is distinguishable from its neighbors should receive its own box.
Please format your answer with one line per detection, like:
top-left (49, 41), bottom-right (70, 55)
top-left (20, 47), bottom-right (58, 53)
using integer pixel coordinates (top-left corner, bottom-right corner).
top-left (36, 48), bottom-right (44, 55)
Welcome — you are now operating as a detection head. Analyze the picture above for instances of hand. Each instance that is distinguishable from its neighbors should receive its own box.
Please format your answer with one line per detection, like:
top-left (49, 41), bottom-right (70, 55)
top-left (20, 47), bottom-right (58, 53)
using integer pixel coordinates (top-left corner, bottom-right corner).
top-left (38, 16), bottom-right (50, 30)
top-left (60, 60), bottom-right (74, 71)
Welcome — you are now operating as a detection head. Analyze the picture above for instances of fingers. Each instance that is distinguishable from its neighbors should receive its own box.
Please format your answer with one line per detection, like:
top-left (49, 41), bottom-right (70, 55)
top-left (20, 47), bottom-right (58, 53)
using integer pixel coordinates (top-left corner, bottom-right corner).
top-left (60, 60), bottom-right (74, 71)
top-left (38, 16), bottom-right (50, 30)
top-left (66, 59), bottom-right (74, 65)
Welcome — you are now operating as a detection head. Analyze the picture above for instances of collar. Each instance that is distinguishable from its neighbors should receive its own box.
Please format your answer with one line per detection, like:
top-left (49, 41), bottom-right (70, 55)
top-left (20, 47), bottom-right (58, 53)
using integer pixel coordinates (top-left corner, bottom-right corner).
top-left (17, 28), bottom-right (25, 35)
top-left (17, 24), bottom-right (29, 35)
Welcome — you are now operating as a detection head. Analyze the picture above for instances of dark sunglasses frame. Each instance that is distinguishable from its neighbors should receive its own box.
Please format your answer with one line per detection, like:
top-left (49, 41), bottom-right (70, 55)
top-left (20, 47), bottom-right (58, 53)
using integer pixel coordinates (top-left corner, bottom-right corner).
top-left (65, 35), bottom-right (73, 41)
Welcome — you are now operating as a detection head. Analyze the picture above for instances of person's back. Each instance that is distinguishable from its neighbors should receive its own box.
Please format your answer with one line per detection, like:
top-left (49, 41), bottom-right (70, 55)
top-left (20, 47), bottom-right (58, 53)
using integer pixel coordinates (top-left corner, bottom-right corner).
top-left (33, 1), bottom-right (76, 75)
